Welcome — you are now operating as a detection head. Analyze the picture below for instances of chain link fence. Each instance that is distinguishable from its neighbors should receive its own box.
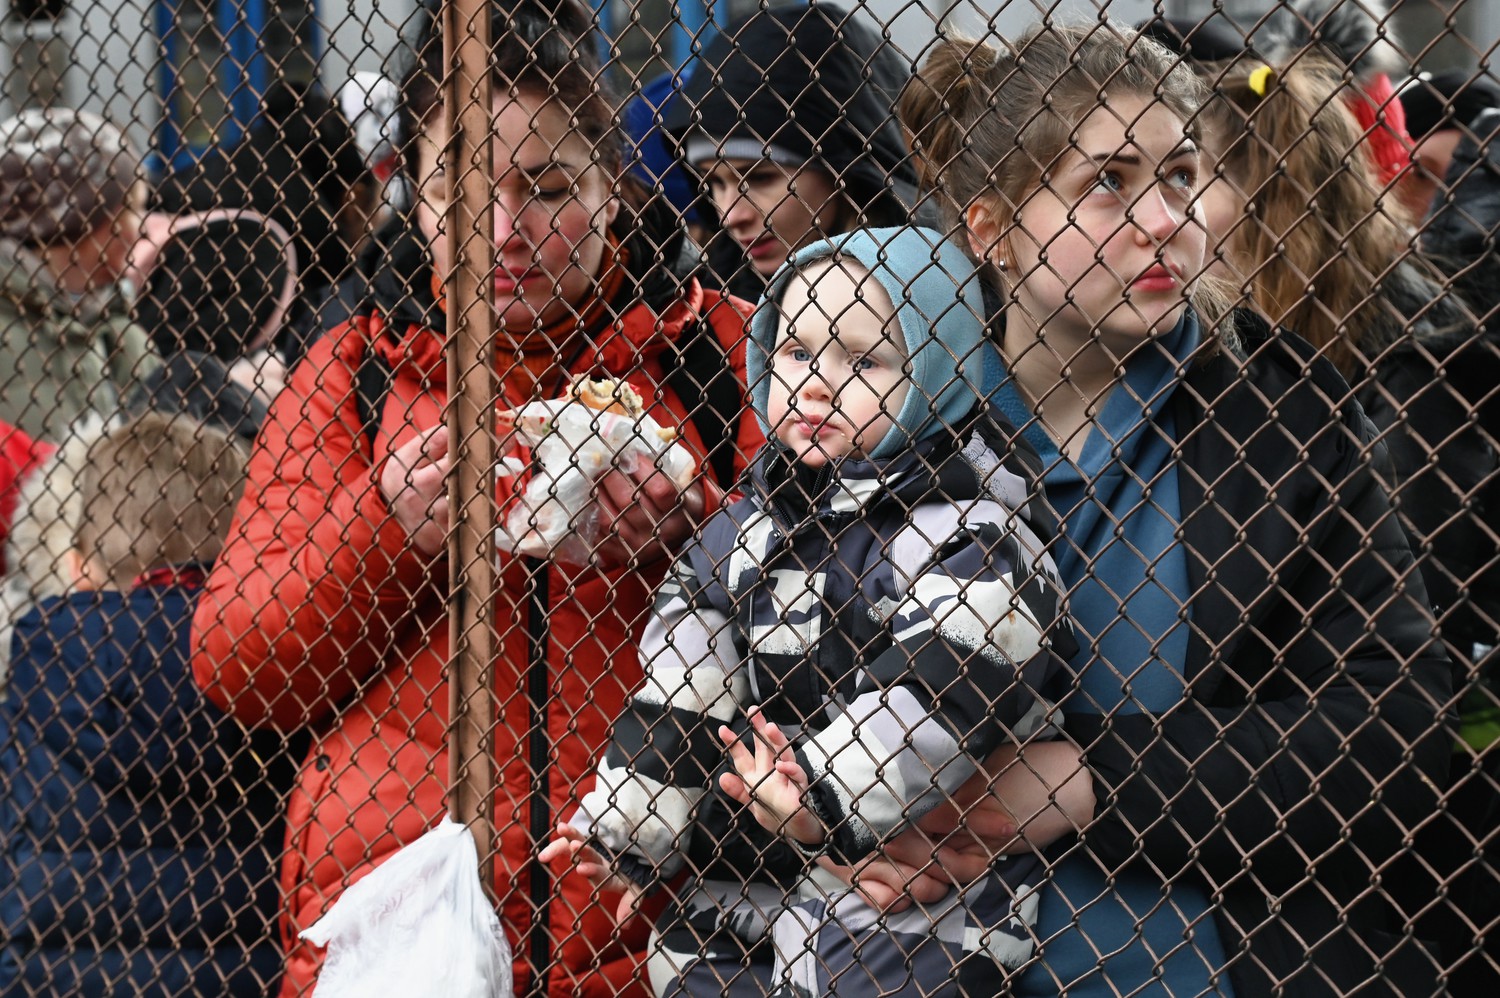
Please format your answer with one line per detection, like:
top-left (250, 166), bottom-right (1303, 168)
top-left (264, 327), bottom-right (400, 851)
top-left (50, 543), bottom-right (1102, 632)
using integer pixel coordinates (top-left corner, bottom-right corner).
top-left (0, 0), bottom-right (1497, 994)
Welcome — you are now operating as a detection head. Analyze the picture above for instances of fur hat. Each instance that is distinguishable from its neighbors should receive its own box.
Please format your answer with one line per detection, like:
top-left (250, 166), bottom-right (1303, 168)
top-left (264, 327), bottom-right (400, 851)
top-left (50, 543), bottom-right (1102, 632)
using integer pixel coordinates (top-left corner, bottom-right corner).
top-left (748, 226), bottom-right (986, 459)
top-left (0, 109), bottom-right (138, 246)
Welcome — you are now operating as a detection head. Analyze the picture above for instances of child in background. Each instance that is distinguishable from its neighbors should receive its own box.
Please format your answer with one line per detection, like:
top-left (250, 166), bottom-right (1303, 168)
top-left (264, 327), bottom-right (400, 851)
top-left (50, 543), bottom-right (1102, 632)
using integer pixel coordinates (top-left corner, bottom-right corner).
top-left (546, 226), bottom-right (1086, 995)
top-left (0, 412), bottom-right (295, 996)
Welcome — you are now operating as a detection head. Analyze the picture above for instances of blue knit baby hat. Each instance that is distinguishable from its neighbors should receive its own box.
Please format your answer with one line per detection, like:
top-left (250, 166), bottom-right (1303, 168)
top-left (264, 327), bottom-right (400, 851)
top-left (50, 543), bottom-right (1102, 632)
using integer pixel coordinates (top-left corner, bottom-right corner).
top-left (747, 225), bottom-right (987, 459)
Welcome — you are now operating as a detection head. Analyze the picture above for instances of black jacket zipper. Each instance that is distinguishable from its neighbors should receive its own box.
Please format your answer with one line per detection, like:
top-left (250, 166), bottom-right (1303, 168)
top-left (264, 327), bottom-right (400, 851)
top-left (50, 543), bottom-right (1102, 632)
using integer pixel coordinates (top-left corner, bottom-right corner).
top-left (525, 555), bottom-right (551, 996)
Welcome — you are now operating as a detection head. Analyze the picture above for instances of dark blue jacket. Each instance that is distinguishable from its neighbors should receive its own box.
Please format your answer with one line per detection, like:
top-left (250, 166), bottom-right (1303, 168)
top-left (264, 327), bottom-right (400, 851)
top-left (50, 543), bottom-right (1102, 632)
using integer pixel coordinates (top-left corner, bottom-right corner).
top-left (0, 575), bottom-right (299, 995)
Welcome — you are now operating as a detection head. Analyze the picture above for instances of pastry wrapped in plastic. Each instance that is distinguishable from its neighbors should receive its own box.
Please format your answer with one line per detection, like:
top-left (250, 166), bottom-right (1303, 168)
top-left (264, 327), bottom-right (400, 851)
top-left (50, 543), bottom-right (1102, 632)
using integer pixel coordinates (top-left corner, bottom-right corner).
top-left (496, 377), bottom-right (697, 564)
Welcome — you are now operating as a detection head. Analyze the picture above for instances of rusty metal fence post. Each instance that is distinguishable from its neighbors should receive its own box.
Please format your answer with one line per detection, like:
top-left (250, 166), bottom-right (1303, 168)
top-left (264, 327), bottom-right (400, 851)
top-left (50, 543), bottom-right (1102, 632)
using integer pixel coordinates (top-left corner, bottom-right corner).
top-left (442, 0), bottom-right (499, 878)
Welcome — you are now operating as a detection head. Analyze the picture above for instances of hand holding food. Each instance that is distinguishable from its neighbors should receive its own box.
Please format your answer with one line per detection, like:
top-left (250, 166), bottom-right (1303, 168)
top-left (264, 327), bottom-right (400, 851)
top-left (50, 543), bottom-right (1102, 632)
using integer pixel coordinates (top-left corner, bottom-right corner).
top-left (496, 377), bottom-right (697, 564)
top-left (379, 425), bottom-right (453, 557)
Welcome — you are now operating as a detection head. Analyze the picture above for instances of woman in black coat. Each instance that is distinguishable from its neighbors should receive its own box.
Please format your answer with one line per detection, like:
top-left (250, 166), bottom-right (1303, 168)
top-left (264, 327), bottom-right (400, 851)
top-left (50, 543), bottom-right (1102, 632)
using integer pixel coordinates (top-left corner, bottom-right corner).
top-left (151, 83), bottom-right (369, 357)
top-left (866, 24), bottom-right (1448, 998)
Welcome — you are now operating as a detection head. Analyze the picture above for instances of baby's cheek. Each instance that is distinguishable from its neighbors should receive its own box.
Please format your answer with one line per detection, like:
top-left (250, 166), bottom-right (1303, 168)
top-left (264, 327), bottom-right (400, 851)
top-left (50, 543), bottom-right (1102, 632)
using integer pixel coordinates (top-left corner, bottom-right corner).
top-left (763, 396), bottom-right (788, 434)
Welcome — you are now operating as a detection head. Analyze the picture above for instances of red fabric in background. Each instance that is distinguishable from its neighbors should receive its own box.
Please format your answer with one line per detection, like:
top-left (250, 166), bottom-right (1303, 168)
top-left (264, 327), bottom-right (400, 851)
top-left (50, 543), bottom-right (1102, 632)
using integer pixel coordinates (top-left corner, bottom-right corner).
top-left (0, 424), bottom-right (54, 576)
top-left (1348, 71), bottom-right (1413, 188)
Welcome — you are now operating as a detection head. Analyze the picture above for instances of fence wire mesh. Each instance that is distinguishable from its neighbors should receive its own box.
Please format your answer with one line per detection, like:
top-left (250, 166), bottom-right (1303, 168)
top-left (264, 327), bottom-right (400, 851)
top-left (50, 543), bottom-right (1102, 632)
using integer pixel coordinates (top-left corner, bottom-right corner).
top-left (0, 0), bottom-right (1497, 995)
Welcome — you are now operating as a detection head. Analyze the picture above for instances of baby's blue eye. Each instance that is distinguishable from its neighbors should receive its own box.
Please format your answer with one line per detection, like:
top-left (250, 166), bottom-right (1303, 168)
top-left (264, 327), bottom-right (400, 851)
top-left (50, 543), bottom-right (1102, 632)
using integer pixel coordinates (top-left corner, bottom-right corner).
top-left (789, 347), bottom-right (813, 364)
top-left (852, 357), bottom-right (878, 372)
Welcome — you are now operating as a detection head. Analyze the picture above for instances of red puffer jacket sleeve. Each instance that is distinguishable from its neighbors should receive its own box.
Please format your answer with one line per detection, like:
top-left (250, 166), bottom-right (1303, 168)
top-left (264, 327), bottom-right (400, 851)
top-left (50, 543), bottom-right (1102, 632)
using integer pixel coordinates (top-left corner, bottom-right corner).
top-left (192, 319), bottom-right (438, 730)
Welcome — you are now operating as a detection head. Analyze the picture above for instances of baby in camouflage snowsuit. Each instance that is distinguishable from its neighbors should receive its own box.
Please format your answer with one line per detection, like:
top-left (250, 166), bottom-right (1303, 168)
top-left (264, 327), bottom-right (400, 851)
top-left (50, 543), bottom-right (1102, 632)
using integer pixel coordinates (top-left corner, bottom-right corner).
top-left (549, 226), bottom-right (1078, 996)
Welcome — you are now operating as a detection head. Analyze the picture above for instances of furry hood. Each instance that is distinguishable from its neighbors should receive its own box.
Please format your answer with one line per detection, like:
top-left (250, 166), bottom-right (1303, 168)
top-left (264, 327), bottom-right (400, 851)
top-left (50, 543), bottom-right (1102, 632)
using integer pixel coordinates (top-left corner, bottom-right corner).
top-left (1258, 0), bottom-right (1405, 80)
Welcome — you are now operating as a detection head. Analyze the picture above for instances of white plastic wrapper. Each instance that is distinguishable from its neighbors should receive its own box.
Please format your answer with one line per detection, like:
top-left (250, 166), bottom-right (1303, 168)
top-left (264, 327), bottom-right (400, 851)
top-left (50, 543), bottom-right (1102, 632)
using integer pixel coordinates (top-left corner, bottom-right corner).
top-left (299, 818), bottom-right (512, 998)
top-left (496, 382), bottom-right (697, 565)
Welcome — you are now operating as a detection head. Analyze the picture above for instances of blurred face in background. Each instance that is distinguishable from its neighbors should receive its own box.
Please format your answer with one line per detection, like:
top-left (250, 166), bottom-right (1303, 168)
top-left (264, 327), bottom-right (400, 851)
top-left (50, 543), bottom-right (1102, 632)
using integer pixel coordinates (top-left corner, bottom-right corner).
top-left (1195, 131), bottom-right (1252, 292)
top-left (697, 157), bottom-right (846, 278)
top-left (49, 180), bottom-right (145, 295)
top-left (414, 90), bottom-right (619, 335)
top-left (98, 196), bottom-right (144, 287)
top-left (1406, 127), bottom-right (1462, 220)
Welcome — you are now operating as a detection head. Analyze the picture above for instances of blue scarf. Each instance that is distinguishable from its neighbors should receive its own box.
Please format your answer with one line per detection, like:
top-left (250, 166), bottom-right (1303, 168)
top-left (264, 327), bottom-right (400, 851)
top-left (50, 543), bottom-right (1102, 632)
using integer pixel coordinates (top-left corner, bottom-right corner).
top-left (993, 312), bottom-right (1235, 996)
top-left (992, 312), bottom-right (1199, 713)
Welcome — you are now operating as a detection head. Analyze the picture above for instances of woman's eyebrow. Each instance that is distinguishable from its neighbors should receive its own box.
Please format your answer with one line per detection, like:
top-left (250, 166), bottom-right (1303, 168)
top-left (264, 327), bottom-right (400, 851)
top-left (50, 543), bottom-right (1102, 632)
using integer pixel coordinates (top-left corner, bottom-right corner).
top-left (1070, 142), bottom-right (1199, 174)
top-left (1086, 151), bottom-right (1140, 167)
top-left (1067, 150), bottom-right (1139, 177)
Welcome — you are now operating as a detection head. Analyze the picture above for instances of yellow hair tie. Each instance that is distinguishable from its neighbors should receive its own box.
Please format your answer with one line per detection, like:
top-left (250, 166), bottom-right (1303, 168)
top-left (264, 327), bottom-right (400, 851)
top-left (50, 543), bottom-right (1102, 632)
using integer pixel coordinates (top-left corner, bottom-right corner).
top-left (1248, 65), bottom-right (1275, 98)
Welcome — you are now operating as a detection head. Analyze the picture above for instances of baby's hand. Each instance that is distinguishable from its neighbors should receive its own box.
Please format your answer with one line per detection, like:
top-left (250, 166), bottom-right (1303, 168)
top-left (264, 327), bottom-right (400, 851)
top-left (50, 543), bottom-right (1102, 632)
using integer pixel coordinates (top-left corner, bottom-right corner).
top-left (538, 823), bottom-right (645, 924)
top-left (719, 706), bottom-right (824, 847)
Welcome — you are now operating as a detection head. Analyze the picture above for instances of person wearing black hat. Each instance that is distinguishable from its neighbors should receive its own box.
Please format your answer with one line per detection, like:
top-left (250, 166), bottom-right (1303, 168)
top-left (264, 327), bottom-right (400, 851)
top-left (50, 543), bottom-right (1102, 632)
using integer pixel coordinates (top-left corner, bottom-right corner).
top-left (1134, 13), bottom-right (1253, 66)
top-left (1400, 70), bottom-right (1500, 218)
top-left (1398, 68), bottom-right (1500, 995)
top-left (151, 82), bottom-right (369, 348)
top-left (663, 3), bottom-right (919, 302)
top-left (1400, 71), bottom-right (1500, 317)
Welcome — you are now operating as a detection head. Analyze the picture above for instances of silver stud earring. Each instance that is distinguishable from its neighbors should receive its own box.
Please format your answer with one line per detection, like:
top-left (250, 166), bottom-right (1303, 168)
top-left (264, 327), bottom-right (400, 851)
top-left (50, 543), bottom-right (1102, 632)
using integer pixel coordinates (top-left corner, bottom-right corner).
top-left (996, 258), bottom-right (1008, 272)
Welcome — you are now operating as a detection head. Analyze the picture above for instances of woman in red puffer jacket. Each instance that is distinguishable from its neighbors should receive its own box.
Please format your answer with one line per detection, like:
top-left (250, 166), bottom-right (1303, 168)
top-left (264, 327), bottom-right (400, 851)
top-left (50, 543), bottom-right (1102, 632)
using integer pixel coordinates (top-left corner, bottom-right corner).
top-left (190, 2), bottom-right (759, 994)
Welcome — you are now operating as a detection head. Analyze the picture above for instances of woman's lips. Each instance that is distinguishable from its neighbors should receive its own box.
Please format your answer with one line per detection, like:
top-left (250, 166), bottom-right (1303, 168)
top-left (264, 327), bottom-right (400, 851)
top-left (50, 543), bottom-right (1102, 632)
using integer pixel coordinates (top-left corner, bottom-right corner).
top-left (493, 268), bottom-right (542, 294)
top-left (744, 236), bottom-right (784, 261)
top-left (1131, 264), bottom-right (1181, 292)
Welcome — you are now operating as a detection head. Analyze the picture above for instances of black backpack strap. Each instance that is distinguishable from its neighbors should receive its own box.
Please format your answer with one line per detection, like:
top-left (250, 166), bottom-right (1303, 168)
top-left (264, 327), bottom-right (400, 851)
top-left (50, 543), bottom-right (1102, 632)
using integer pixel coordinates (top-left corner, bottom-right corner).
top-left (665, 302), bottom-right (745, 490)
top-left (353, 332), bottom-right (393, 457)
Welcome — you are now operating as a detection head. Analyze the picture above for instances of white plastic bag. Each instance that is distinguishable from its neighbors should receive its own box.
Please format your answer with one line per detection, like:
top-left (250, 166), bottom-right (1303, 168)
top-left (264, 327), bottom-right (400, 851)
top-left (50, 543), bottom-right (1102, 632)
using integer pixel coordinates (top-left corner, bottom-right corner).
top-left (496, 379), bottom-right (697, 565)
top-left (299, 817), bottom-right (512, 998)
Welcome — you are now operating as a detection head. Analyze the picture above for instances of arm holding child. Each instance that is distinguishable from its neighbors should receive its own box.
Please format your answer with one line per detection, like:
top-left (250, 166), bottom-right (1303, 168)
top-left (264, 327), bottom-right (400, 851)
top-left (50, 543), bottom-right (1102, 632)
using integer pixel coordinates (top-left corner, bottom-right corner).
top-left (719, 707), bottom-right (1094, 911)
top-left (760, 508), bottom-right (1071, 862)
